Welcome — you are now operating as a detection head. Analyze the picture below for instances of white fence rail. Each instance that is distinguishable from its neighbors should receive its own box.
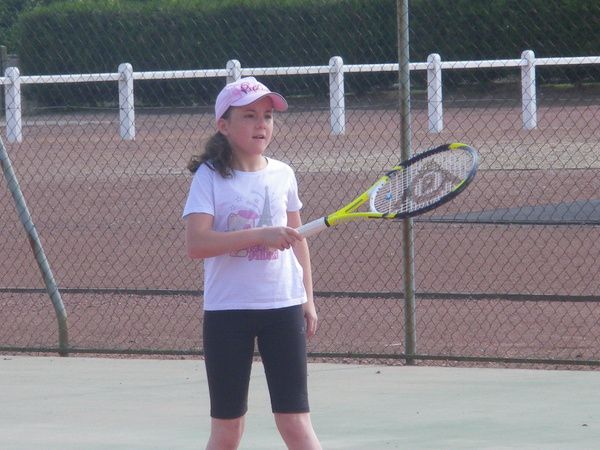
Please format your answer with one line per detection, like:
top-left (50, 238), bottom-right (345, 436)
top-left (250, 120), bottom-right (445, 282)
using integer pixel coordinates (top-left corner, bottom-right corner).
top-left (1, 50), bottom-right (599, 143)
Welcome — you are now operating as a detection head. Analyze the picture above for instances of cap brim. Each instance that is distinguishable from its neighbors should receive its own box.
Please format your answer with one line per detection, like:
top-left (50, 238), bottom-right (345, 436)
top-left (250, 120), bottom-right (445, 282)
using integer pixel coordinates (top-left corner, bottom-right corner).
top-left (231, 92), bottom-right (288, 112)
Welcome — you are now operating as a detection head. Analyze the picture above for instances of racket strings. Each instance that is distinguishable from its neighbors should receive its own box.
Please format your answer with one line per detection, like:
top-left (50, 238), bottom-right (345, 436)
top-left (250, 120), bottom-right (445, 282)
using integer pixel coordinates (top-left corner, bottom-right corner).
top-left (372, 151), bottom-right (473, 214)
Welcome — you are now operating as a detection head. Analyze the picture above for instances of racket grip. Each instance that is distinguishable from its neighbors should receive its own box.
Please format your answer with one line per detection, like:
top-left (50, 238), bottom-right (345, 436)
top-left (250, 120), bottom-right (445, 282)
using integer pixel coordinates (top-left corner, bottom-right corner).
top-left (297, 217), bottom-right (328, 238)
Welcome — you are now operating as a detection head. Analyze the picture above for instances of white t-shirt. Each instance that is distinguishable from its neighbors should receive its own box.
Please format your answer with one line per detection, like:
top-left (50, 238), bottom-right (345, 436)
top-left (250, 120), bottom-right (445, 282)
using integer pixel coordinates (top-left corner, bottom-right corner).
top-left (183, 157), bottom-right (307, 311)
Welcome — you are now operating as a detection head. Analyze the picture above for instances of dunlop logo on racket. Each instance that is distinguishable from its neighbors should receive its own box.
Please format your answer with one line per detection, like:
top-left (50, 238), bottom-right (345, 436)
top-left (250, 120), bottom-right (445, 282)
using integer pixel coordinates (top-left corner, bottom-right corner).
top-left (298, 143), bottom-right (479, 237)
top-left (395, 160), bottom-right (465, 212)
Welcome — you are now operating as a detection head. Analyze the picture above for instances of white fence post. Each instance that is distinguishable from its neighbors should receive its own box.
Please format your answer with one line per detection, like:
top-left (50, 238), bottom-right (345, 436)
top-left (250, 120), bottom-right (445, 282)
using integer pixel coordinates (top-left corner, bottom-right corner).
top-left (521, 50), bottom-right (537, 130)
top-left (5, 67), bottom-right (23, 143)
top-left (427, 53), bottom-right (443, 133)
top-left (227, 60), bottom-right (241, 83)
top-left (329, 56), bottom-right (345, 135)
top-left (118, 63), bottom-right (135, 140)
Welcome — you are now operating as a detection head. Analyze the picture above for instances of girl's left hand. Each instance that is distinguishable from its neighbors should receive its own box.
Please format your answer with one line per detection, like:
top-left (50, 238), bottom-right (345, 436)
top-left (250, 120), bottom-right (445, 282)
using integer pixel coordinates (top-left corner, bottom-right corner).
top-left (303, 302), bottom-right (318, 339)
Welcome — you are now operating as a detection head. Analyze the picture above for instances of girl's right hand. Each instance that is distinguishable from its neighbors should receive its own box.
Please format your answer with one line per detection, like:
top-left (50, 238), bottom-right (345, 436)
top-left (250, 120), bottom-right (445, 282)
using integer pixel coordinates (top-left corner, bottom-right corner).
top-left (261, 226), bottom-right (302, 251)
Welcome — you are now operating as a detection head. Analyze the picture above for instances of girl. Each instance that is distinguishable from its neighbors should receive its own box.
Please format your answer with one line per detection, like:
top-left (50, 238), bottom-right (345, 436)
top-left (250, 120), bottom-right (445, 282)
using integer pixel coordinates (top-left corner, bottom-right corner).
top-left (183, 77), bottom-right (322, 450)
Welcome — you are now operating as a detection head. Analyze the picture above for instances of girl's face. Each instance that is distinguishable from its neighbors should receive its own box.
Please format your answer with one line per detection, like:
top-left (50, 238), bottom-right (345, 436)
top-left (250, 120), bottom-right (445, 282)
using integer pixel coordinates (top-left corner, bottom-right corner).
top-left (217, 96), bottom-right (275, 166)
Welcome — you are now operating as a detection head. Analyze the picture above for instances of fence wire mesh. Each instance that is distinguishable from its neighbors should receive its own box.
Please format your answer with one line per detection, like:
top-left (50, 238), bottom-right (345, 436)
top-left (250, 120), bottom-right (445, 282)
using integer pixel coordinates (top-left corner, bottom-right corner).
top-left (1, 0), bottom-right (599, 367)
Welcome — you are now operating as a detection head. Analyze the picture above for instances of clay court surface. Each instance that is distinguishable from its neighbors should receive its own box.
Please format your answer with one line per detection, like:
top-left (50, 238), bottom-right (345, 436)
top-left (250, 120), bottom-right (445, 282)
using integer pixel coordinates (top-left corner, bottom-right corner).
top-left (1, 97), bottom-right (600, 363)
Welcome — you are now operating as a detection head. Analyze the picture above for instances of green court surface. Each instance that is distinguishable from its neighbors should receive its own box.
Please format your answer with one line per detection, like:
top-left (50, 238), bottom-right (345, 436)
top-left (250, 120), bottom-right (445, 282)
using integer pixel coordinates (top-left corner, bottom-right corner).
top-left (1, 356), bottom-right (599, 449)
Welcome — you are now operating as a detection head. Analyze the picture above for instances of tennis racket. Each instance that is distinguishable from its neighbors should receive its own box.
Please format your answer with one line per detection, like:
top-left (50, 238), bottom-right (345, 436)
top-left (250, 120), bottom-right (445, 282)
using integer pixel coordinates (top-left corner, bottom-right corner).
top-left (298, 142), bottom-right (479, 238)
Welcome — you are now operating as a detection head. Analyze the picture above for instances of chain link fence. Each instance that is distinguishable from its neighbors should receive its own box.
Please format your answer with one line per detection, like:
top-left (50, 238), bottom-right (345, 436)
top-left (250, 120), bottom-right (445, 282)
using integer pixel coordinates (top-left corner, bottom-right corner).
top-left (1, 0), bottom-right (599, 367)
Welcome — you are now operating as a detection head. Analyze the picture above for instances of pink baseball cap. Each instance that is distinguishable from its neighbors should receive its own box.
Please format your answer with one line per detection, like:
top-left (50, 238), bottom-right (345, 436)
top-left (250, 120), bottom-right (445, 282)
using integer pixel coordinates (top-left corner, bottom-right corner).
top-left (214, 77), bottom-right (288, 121)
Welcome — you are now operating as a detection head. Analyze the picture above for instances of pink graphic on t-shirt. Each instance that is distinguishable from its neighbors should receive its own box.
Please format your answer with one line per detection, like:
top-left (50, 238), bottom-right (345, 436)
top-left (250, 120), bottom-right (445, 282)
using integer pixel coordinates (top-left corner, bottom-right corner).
top-left (227, 209), bottom-right (277, 260)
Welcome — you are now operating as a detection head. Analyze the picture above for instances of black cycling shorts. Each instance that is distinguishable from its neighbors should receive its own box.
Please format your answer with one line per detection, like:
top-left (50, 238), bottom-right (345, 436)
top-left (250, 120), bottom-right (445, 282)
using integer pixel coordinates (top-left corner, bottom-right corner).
top-left (202, 305), bottom-right (309, 419)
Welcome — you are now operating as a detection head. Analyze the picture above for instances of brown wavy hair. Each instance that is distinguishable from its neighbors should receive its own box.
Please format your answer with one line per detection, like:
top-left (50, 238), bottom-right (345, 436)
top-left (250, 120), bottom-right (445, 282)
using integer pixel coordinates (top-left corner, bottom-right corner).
top-left (187, 109), bottom-right (233, 177)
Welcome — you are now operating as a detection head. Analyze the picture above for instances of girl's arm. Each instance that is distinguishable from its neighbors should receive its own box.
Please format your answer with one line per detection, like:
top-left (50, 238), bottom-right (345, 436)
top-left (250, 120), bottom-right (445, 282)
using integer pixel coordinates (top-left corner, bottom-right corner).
top-left (185, 212), bottom-right (302, 259)
top-left (288, 210), bottom-right (318, 338)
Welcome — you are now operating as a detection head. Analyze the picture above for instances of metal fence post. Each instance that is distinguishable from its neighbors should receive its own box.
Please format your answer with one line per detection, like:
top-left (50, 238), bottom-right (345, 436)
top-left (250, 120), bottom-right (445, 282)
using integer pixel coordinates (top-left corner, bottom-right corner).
top-left (0, 137), bottom-right (69, 355)
top-left (5, 67), bottom-right (22, 143)
top-left (329, 56), bottom-right (345, 135)
top-left (521, 49), bottom-right (537, 130)
top-left (427, 53), bottom-right (443, 133)
top-left (118, 63), bottom-right (135, 140)
top-left (398, 0), bottom-right (417, 365)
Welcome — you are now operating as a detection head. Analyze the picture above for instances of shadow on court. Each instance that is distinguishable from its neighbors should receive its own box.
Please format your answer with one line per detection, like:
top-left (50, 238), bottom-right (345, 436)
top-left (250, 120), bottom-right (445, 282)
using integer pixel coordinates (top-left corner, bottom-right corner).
top-left (429, 199), bottom-right (600, 225)
top-left (1, 356), bottom-right (599, 449)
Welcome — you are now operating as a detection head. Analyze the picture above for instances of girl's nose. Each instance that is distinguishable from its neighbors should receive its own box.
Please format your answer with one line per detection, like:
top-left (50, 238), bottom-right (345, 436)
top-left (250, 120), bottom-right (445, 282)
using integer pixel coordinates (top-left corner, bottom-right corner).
top-left (256, 117), bottom-right (268, 127)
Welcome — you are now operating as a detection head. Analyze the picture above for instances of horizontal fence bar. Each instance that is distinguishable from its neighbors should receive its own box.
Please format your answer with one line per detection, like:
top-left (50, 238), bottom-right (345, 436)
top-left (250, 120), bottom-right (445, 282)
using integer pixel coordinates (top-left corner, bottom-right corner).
top-left (409, 354), bottom-right (600, 367)
top-left (2, 287), bottom-right (599, 303)
top-left (275, 352), bottom-right (600, 367)
top-left (537, 56), bottom-right (600, 66)
top-left (440, 59), bottom-right (523, 69)
top-left (0, 287), bottom-right (201, 296)
top-left (4, 55), bottom-right (597, 86)
top-left (133, 68), bottom-right (229, 80)
top-left (0, 346), bottom-right (203, 356)
top-left (19, 73), bottom-right (120, 84)
top-left (240, 65), bottom-right (331, 76)
top-left (2, 346), bottom-right (598, 367)
top-left (2, 51), bottom-right (599, 142)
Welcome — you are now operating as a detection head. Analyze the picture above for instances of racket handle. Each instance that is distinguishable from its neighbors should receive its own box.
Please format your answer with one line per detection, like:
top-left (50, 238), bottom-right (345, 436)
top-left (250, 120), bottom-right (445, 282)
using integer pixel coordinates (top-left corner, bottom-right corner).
top-left (297, 217), bottom-right (328, 238)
